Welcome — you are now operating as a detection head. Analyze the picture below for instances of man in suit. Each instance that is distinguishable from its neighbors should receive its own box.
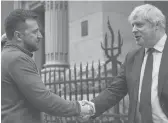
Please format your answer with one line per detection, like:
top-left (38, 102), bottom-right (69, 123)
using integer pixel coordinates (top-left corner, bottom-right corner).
top-left (1, 9), bottom-right (93, 123)
top-left (79, 4), bottom-right (168, 123)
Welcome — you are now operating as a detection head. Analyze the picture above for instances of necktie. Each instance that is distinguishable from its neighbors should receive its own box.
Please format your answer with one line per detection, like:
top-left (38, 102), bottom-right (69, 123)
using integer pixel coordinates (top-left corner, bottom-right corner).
top-left (139, 48), bottom-right (155, 123)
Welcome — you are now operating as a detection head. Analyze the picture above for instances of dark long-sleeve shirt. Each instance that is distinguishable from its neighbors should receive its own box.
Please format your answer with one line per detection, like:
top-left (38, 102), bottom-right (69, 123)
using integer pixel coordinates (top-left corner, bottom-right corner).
top-left (1, 42), bottom-right (81, 123)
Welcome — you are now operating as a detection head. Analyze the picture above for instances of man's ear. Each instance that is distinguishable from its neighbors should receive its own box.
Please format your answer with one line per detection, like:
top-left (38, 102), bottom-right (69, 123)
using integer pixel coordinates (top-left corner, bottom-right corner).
top-left (154, 22), bottom-right (160, 31)
top-left (14, 31), bottom-right (22, 42)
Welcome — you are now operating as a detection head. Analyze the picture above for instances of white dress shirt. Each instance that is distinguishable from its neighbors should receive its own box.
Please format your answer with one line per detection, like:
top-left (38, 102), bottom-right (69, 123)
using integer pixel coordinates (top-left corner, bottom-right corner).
top-left (138, 34), bottom-right (168, 123)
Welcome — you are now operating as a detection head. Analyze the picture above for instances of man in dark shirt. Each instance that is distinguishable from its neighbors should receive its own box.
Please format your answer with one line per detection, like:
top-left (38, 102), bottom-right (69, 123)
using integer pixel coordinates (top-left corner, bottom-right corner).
top-left (1, 9), bottom-right (92, 123)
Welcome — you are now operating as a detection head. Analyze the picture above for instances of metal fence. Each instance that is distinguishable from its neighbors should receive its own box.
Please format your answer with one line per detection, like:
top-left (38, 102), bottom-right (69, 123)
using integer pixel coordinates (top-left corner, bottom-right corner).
top-left (41, 61), bottom-right (129, 123)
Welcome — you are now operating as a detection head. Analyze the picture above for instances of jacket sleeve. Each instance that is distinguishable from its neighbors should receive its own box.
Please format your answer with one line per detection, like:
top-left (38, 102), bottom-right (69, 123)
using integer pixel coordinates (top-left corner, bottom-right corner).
top-left (91, 56), bottom-right (128, 118)
top-left (9, 55), bottom-right (81, 117)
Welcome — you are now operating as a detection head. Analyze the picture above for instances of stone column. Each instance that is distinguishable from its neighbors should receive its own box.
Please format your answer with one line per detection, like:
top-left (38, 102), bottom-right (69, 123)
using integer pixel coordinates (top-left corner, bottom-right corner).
top-left (44, 1), bottom-right (69, 68)
top-left (14, 1), bottom-right (22, 9)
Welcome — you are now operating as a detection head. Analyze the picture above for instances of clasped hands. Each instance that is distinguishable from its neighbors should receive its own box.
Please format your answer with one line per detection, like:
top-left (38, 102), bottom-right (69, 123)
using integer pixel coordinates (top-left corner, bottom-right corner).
top-left (78, 100), bottom-right (95, 122)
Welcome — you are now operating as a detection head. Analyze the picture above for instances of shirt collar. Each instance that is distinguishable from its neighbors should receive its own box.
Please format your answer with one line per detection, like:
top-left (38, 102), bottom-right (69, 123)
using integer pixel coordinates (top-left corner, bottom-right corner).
top-left (145, 34), bottom-right (167, 54)
top-left (4, 41), bottom-right (33, 58)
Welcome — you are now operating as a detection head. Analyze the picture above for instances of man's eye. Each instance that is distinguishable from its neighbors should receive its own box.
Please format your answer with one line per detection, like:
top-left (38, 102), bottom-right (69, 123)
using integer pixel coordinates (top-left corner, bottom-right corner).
top-left (33, 31), bottom-right (38, 35)
top-left (136, 23), bottom-right (143, 28)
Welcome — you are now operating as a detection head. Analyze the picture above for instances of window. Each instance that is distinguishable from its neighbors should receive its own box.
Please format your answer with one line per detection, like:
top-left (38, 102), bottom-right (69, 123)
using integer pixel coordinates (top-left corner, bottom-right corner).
top-left (81, 20), bottom-right (88, 37)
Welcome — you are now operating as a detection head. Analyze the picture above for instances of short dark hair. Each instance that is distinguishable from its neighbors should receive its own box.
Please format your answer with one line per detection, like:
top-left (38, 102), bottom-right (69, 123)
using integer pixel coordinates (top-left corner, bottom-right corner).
top-left (5, 9), bottom-right (38, 40)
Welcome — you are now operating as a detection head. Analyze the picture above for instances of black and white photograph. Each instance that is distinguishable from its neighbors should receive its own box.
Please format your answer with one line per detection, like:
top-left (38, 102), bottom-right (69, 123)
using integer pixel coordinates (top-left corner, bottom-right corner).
top-left (1, 1), bottom-right (168, 123)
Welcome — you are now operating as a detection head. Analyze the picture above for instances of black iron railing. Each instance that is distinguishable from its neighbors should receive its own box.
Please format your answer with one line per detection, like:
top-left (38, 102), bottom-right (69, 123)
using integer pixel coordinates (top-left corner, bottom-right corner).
top-left (41, 61), bottom-right (128, 123)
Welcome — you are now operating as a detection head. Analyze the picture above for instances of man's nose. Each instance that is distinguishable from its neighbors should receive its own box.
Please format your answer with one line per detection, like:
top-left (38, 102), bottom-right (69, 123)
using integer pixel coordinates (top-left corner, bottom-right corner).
top-left (37, 31), bottom-right (43, 39)
top-left (132, 25), bottom-right (138, 33)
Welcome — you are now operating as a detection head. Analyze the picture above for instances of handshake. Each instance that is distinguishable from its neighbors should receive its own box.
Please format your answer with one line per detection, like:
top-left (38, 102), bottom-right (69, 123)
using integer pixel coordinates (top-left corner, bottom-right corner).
top-left (77, 100), bottom-right (96, 122)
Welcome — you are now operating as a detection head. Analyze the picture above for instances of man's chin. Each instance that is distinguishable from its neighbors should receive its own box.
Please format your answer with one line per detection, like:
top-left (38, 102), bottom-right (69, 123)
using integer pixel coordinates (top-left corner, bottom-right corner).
top-left (136, 41), bottom-right (140, 45)
top-left (31, 46), bottom-right (39, 52)
top-left (34, 47), bottom-right (39, 52)
top-left (136, 40), bottom-right (143, 46)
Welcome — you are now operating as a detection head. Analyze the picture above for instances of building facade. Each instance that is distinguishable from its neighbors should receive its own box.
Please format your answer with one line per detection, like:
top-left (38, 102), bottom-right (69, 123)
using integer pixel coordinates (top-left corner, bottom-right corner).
top-left (1, 1), bottom-right (168, 71)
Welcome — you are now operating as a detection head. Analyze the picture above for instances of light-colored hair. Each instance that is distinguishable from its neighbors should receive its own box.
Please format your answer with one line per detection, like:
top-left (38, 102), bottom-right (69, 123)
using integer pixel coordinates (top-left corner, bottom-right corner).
top-left (128, 4), bottom-right (166, 29)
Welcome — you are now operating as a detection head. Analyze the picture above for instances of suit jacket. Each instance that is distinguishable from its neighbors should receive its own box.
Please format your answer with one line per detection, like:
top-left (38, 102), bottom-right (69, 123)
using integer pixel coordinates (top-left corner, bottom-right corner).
top-left (1, 42), bottom-right (81, 123)
top-left (92, 38), bottom-right (168, 123)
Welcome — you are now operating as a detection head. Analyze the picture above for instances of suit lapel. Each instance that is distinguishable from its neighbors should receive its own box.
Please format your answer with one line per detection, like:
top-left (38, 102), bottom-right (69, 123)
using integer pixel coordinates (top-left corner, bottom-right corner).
top-left (158, 39), bottom-right (168, 97)
top-left (131, 47), bottom-right (145, 119)
top-left (132, 47), bottom-right (145, 85)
